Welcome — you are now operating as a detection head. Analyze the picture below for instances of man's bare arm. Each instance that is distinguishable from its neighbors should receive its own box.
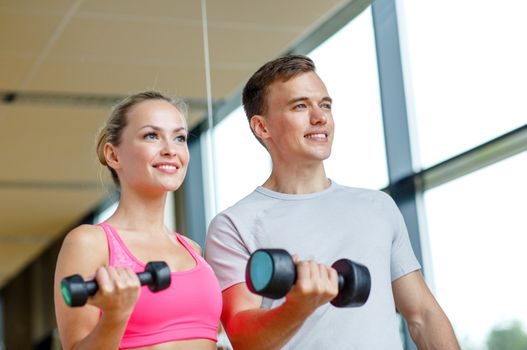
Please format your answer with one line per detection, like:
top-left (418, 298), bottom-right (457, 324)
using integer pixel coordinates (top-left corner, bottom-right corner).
top-left (222, 260), bottom-right (338, 350)
top-left (393, 271), bottom-right (460, 350)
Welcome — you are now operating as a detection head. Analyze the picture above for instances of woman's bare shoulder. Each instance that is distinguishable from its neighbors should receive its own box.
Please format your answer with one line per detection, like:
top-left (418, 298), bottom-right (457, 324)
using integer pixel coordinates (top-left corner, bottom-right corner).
top-left (58, 224), bottom-right (108, 271)
top-left (180, 235), bottom-right (203, 255)
top-left (63, 224), bottom-right (106, 248)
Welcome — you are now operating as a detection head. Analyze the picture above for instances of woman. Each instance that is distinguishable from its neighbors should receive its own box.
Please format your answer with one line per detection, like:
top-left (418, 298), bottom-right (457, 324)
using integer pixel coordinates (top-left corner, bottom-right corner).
top-left (54, 91), bottom-right (222, 349)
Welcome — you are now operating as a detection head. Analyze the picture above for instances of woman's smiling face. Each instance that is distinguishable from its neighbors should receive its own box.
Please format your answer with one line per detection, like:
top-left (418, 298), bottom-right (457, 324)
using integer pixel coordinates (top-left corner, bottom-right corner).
top-left (111, 99), bottom-right (189, 195)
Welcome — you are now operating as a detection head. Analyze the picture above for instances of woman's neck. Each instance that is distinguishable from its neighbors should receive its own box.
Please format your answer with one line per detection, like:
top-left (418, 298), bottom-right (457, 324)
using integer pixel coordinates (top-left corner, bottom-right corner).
top-left (107, 189), bottom-right (168, 233)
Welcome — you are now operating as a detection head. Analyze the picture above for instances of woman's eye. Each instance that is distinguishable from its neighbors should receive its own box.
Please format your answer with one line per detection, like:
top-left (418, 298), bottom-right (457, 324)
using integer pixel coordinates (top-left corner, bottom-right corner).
top-left (175, 135), bottom-right (187, 143)
top-left (144, 132), bottom-right (158, 140)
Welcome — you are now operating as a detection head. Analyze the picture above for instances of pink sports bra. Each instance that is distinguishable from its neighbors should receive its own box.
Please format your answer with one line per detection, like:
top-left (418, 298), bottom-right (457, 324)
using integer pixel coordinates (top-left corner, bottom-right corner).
top-left (98, 222), bottom-right (222, 349)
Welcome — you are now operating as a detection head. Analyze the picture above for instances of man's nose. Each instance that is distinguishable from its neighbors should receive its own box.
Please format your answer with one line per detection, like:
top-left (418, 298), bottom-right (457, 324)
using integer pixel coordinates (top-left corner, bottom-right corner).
top-left (310, 106), bottom-right (327, 125)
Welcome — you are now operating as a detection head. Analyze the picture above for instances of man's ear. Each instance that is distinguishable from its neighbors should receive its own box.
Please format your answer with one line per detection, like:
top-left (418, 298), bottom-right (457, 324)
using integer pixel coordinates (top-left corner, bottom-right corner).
top-left (250, 115), bottom-right (270, 140)
top-left (103, 143), bottom-right (121, 170)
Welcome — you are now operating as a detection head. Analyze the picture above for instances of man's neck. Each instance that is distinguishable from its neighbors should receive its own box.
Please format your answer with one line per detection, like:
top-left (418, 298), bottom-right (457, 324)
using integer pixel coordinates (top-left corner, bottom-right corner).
top-left (263, 162), bottom-right (330, 194)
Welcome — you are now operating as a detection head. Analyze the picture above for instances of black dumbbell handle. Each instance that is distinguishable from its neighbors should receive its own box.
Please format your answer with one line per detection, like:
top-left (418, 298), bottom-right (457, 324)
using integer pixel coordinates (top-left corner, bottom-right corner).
top-left (84, 279), bottom-right (98, 297)
top-left (62, 261), bottom-right (171, 307)
top-left (80, 270), bottom-right (155, 297)
top-left (247, 249), bottom-right (370, 307)
top-left (288, 269), bottom-right (346, 291)
top-left (248, 249), bottom-right (348, 298)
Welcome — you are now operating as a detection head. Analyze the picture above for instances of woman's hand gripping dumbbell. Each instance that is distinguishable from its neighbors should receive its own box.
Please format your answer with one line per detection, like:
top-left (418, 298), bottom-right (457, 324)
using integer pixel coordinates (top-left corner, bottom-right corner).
top-left (245, 249), bottom-right (371, 307)
top-left (61, 261), bottom-right (171, 307)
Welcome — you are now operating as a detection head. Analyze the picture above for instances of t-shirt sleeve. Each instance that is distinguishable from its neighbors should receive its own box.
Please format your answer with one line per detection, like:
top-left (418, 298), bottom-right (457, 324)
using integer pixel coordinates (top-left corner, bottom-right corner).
top-left (205, 212), bottom-right (251, 291)
top-left (388, 197), bottom-right (421, 281)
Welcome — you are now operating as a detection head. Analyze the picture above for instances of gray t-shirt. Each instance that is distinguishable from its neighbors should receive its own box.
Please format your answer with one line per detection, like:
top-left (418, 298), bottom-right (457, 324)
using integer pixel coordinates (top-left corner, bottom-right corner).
top-left (205, 181), bottom-right (420, 349)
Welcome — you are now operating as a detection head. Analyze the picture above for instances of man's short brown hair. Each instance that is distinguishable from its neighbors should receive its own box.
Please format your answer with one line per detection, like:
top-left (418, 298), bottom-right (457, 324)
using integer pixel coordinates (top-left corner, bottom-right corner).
top-left (242, 54), bottom-right (316, 122)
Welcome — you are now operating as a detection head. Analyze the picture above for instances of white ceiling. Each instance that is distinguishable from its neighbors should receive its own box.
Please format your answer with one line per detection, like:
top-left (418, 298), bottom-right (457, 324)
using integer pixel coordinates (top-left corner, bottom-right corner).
top-left (0, 0), bottom-right (356, 287)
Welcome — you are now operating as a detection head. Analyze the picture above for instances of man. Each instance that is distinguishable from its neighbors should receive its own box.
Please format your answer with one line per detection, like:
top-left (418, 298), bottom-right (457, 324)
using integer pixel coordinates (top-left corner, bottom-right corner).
top-left (205, 55), bottom-right (459, 349)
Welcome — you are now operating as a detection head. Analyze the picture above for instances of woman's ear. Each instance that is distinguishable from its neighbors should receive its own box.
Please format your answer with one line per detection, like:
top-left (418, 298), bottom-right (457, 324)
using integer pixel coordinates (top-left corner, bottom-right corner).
top-left (103, 143), bottom-right (121, 170)
top-left (250, 115), bottom-right (270, 140)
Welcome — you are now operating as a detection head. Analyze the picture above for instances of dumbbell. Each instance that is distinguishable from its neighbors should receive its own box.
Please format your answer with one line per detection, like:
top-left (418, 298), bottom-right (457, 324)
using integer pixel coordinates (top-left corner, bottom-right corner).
top-left (61, 261), bottom-right (171, 307)
top-left (246, 249), bottom-right (371, 307)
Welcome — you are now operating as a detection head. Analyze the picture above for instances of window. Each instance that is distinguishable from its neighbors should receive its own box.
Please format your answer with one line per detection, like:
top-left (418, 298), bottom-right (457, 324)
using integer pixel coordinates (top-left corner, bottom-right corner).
top-left (212, 106), bottom-right (271, 213)
top-left (423, 151), bottom-right (527, 348)
top-left (309, 7), bottom-right (388, 190)
top-left (397, 0), bottom-right (527, 168)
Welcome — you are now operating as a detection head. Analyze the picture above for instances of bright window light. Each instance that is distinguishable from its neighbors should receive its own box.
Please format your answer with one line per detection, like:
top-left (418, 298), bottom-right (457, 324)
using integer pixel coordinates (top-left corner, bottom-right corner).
top-left (212, 106), bottom-right (271, 213)
top-left (424, 151), bottom-right (527, 348)
top-left (309, 7), bottom-right (388, 190)
top-left (397, 0), bottom-right (527, 168)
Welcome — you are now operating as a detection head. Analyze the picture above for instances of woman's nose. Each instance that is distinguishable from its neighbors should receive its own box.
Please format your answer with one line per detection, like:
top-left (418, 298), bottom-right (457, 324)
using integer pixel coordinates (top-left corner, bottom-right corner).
top-left (161, 140), bottom-right (177, 156)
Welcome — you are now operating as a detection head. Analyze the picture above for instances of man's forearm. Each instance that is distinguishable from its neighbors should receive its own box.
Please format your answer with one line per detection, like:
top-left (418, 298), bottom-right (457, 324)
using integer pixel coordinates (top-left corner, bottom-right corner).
top-left (408, 307), bottom-right (460, 350)
top-left (225, 303), bottom-right (312, 350)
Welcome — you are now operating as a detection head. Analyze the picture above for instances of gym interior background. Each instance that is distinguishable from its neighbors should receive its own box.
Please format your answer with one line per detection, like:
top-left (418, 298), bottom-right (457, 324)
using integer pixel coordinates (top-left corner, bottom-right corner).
top-left (1, 0), bottom-right (526, 349)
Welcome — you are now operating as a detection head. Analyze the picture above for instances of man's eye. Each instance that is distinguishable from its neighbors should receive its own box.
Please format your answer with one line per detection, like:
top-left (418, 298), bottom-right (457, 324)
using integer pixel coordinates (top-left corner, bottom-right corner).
top-left (321, 103), bottom-right (332, 110)
top-left (294, 103), bottom-right (307, 109)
